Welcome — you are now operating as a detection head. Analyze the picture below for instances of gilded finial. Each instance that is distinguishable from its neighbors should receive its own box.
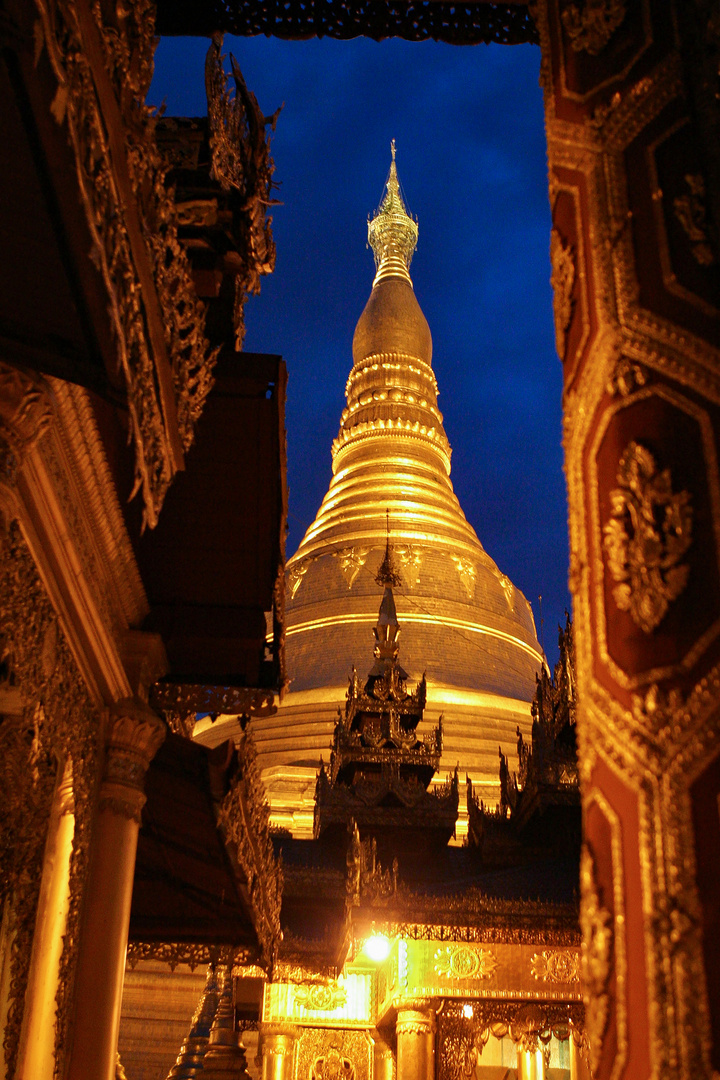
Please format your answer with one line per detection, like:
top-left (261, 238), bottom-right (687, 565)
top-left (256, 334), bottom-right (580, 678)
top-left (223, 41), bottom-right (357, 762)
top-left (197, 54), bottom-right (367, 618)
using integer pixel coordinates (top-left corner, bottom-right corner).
top-left (368, 142), bottom-right (418, 285)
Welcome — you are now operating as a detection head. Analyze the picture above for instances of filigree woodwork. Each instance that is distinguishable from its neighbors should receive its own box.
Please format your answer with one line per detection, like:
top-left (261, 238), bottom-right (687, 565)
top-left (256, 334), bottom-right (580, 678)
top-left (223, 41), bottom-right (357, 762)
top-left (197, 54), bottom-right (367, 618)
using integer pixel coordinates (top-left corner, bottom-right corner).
top-left (0, 522), bottom-right (99, 1079)
top-left (126, 940), bottom-right (250, 971)
top-left (216, 730), bottom-right (283, 974)
top-left (151, 681), bottom-right (277, 720)
top-left (33, 0), bottom-right (218, 529)
top-left (602, 442), bottom-right (693, 633)
top-left (155, 0), bottom-right (539, 45)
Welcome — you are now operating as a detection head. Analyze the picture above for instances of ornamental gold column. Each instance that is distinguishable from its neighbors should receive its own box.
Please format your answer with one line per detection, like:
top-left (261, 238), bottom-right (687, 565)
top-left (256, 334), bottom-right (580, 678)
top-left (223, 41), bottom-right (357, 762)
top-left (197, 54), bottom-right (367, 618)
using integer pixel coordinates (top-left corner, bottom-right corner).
top-left (259, 1023), bottom-right (298, 1080)
top-left (396, 1007), bottom-right (435, 1080)
top-left (373, 1032), bottom-right (395, 1080)
top-left (15, 761), bottom-right (75, 1080)
top-left (66, 702), bottom-right (165, 1080)
top-left (534, 3), bottom-right (720, 1079)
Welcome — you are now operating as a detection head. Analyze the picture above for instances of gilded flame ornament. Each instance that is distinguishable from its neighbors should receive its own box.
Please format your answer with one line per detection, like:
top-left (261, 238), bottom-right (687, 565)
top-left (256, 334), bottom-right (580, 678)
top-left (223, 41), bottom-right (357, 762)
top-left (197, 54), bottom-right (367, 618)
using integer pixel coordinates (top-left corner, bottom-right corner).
top-left (602, 442), bottom-right (692, 633)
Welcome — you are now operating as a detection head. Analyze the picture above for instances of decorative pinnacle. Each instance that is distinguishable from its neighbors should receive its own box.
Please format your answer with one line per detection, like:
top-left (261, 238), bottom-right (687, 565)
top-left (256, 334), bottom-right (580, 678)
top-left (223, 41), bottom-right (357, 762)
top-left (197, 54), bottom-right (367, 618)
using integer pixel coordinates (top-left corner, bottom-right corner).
top-left (368, 141), bottom-right (419, 284)
top-left (375, 510), bottom-right (402, 588)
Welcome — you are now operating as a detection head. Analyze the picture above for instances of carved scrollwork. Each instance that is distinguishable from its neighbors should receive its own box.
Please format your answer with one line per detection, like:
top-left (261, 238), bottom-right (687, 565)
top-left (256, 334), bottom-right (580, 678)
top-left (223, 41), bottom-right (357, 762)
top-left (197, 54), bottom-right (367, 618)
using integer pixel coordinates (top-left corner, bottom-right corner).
top-left (579, 846), bottom-right (613, 1075)
top-left (602, 442), bottom-right (693, 633)
top-left (126, 940), bottom-right (250, 971)
top-left (673, 173), bottom-right (716, 267)
top-left (550, 228), bottom-right (575, 360)
top-left (294, 981), bottom-right (347, 1011)
top-left (561, 0), bottom-right (626, 55)
top-left (607, 357), bottom-right (647, 398)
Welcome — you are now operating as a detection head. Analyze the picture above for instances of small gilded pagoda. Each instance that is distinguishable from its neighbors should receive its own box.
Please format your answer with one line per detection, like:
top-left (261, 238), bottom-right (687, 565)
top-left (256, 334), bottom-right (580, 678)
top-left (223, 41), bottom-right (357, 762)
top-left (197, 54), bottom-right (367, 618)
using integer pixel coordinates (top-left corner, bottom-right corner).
top-left (315, 547), bottom-right (458, 849)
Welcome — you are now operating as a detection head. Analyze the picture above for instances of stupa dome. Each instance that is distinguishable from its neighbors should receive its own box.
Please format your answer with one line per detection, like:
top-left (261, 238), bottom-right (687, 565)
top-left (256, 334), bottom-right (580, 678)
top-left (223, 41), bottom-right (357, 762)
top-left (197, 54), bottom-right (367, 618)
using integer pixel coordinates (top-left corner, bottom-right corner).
top-left (196, 145), bottom-right (544, 839)
top-left (352, 276), bottom-right (432, 368)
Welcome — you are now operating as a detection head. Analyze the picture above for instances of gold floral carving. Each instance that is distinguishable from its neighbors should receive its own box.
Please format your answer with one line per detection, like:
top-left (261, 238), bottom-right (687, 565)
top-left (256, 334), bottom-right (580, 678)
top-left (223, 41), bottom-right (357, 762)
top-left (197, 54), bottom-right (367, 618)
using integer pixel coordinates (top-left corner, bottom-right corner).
top-left (334, 547), bottom-right (370, 589)
top-left (216, 730), bottom-right (283, 974)
top-left (294, 982), bottom-right (347, 1011)
top-left (530, 949), bottom-right (580, 983)
top-left (607, 357), bottom-right (647, 398)
top-left (452, 557), bottom-right (476, 599)
top-left (603, 442), bottom-right (693, 633)
top-left (673, 174), bottom-right (716, 267)
top-left (561, 0), bottom-right (626, 55)
top-left (287, 561), bottom-right (309, 599)
top-left (395, 545), bottom-right (422, 586)
top-left (549, 229), bottom-right (575, 359)
top-left (0, 522), bottom-right (99, 1079)
top-left (434, 944), bottom-right (498, 980)
top-left (579, 846), bottom-right (613, 1076)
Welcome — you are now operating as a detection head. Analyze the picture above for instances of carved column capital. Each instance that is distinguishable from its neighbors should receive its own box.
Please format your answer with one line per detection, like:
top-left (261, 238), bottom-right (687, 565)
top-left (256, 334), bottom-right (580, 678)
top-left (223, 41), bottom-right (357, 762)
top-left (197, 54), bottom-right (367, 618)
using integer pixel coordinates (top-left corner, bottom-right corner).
top-left (396, 1007), bottom-right (436, 1037)
top-left (0, 364), bottom-right (52, 482)
top-left (260, 1022), bottom-right (300, 1056)
top-left (99, 700), bottom-right (165, 822)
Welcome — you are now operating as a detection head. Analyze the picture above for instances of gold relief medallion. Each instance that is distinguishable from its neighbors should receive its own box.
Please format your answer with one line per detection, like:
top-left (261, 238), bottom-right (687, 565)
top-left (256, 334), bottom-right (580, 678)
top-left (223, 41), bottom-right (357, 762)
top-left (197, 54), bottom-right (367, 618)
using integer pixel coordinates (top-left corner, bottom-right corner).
top-left (294, 982), bottom-right (348, 1012)
top-left (561, 0), bottom-right (627, 55)
top-left (602, 442), bottom-right (692, 633)
top-left (452, 557), bottom-right (476, 599)
top-left (580, 846), bottom-right (613, 1075)
top-left (434, 944), bottom-right (498, 980)
top-left (549, 229), bottom-right (575, 360)
top-left (530, 949), bottom-right (580, 983)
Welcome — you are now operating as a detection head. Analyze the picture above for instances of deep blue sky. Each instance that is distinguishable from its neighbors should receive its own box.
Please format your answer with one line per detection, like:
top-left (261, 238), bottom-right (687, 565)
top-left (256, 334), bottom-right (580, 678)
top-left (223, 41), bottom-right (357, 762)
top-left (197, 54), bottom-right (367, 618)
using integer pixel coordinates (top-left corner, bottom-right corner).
top-left (151, 36), bottom-right (570, 665)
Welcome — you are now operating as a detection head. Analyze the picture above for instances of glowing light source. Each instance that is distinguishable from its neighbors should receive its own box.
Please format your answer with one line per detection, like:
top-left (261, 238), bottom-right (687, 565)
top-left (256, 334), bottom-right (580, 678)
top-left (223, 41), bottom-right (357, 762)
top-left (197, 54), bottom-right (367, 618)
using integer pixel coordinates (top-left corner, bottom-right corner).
top-left (363, 934), bottom-right (391, 962)
top-left (462, 1004), bottom-right (474, 1019)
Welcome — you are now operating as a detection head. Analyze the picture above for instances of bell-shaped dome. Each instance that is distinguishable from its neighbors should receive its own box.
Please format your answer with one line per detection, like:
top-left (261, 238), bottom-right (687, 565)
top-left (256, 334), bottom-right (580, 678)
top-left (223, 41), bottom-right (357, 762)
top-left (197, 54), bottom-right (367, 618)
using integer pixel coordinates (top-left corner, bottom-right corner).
top-left (352, 277), bottom-right (432, 368)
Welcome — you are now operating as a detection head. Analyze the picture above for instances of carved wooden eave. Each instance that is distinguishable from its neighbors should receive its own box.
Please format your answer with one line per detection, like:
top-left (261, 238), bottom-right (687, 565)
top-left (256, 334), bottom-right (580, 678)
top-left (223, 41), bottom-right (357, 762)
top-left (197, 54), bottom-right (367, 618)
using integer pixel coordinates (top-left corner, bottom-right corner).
top-left (2, 0), bottom-right (272, 534)
top-left (130, 730), bottom-right (283, 976)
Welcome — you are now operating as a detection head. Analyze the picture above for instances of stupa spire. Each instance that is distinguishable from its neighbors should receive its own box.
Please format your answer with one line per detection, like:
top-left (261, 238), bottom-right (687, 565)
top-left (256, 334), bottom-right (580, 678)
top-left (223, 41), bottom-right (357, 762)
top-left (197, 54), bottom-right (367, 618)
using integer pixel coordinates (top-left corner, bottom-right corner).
top-left (368, 140), bottom-right (419, 286)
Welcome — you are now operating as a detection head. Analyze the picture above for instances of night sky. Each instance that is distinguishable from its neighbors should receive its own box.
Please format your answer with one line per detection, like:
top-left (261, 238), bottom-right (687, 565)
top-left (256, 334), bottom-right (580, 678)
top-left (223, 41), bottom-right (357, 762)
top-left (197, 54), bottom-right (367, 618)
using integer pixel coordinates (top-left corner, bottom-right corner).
top-left (151, 35), bottom-right (570, 665)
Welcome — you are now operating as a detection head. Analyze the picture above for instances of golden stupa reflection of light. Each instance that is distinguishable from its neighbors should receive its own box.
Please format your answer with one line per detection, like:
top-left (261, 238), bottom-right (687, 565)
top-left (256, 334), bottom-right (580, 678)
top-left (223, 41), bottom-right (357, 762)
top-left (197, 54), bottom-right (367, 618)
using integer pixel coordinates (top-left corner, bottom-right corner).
top-left (196, 144), bottom-right (545, 838)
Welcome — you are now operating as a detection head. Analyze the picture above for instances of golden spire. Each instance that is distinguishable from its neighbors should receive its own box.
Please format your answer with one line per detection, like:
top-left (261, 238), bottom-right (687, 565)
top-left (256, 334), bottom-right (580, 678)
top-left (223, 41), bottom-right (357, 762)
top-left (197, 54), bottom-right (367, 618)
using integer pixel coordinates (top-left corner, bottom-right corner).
top-left (368, 140), bottom-right (419, 286)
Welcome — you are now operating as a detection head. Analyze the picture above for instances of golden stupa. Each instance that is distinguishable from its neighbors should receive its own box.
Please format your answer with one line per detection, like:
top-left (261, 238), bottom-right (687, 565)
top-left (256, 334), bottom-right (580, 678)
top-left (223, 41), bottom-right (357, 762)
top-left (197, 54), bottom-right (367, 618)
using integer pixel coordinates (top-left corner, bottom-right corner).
top-left (198, 145), bottom-right (544, 837)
